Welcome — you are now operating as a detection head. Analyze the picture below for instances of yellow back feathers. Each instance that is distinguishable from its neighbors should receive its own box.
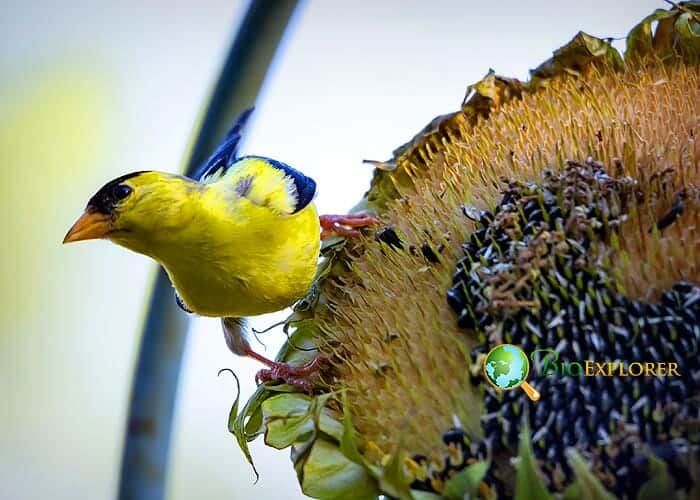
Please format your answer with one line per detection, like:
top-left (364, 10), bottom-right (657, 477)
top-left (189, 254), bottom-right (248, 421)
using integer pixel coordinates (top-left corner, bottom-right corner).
top-left (212, 156), bottom-right (302, 215)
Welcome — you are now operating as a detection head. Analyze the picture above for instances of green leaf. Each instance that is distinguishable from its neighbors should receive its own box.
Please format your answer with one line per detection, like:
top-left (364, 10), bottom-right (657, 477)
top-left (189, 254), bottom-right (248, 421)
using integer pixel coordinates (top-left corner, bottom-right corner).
top-left (557, 31), bottom-right (617, 61)
top-left (276, 319), bottom-right (322, 368)
top-left (244, 404), bottom-right (263, 438)
top-left (262, 393), bottom-right (344, 449)
top-left (339, 390), bottom-right (366, 466)
top-left (263, 395), bottom-right (316, 449)
top-left (514, 424), bottom-right (553, 500)
top-left (566, 450), bottom-right (616, 500)
top-left (626, 8), bottom-right (676, 60)
top-left (625, 3), bottom-right (700, 61)
top-left (531, 31), bottom-right (623, 83)
top-left (443, 460), bottom-right (489, 500)
top-left (220, 368), bottom-right (259, 481)
top-left (300, 438), bottom-right (379, 500)
top-left (675, 11), bottom-right (700, 54)
top-left (310, 392), bottom-right (345, 442)
top-left (636, 453), bottom-right (674, 500)
top-left (562, 481), bottom-right (583, 500)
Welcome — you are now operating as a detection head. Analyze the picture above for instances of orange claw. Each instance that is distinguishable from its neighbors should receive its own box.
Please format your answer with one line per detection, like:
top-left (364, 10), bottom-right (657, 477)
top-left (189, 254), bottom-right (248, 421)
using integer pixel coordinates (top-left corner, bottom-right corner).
top-left (320, 214), bottom-right (379, 239)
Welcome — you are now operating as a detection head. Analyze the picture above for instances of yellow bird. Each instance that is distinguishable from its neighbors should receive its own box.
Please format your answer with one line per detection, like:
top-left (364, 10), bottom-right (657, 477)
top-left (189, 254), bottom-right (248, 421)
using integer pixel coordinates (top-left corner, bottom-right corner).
top-left (64, 109), bottom-right (375, 390)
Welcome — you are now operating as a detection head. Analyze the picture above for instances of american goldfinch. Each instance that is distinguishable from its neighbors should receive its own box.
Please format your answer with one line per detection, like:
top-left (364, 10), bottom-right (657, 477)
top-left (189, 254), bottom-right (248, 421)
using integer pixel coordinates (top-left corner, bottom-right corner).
top-left (64, 109), bottom-right (376, 390)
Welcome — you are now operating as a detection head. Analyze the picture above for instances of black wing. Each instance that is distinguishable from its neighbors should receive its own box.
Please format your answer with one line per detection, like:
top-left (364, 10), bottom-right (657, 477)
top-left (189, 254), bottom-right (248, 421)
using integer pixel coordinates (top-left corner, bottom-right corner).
top-left (193, 107), bottom-right (254, 182)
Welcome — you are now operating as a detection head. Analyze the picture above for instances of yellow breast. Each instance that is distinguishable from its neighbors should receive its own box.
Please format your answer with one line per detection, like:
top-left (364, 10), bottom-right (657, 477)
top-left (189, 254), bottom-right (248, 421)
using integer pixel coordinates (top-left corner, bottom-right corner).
top-left (158, 190), bottom-right (320, 317)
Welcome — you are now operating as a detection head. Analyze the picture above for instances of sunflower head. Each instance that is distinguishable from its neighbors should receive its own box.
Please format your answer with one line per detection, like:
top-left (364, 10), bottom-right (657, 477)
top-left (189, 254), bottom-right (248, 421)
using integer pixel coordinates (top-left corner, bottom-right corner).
top-left (232, 4), bottom-right (700, 499)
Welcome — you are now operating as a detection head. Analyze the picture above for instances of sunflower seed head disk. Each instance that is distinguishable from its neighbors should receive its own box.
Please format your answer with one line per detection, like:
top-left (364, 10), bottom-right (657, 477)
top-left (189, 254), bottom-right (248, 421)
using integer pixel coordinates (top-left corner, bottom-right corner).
top-left (446, 158), bottom-right (700, 496)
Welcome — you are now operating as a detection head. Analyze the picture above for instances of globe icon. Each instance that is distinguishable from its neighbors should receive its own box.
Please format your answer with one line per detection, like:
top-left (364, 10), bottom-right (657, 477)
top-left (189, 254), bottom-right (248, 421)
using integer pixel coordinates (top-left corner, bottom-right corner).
top-left (484, 344), bottom-right (528, 388)
top-left (483, 344), bottom-right (540, 401)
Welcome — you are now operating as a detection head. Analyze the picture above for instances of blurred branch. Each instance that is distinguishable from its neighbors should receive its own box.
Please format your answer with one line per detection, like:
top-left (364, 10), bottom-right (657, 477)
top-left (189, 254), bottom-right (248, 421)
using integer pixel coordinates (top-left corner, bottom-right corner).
top-left (118, 2), bottom-right (302, 499)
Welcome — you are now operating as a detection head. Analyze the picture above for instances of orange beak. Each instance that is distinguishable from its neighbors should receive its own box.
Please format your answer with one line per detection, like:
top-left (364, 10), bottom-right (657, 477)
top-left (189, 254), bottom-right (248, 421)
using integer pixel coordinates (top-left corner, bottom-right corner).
top-left (63, 209), bottom-right (113, 243)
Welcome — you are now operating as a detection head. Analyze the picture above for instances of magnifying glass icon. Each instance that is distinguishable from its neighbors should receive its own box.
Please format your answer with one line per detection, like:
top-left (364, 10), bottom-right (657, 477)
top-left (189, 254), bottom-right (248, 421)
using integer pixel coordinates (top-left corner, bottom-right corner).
top-left (483, 344), bottom-right (540, 402)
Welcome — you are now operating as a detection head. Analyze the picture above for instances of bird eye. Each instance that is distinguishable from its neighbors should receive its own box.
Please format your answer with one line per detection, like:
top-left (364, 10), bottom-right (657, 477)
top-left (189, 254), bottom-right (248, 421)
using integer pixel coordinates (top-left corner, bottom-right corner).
top-left (112, 184), bottom-right (133, 201)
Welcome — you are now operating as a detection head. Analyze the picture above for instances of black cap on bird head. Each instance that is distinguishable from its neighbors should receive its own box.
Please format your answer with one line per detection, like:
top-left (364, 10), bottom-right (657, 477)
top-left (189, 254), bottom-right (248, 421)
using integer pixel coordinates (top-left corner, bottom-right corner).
top-left (63, 171), bottom-right (148, 243)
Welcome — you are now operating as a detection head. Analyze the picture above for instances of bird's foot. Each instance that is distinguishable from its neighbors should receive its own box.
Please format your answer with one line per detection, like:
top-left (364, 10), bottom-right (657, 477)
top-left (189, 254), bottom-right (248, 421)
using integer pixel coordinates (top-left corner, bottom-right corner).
top-left (320, 213), bottom-right (379, 239)
top-left (254, 355), bottom-right (327, 393)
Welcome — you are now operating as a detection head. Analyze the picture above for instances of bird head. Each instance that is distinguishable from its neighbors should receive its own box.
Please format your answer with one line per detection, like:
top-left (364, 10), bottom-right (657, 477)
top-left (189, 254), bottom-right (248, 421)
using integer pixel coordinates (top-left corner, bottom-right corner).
top-left (64, 171), bottom-right (194, 256)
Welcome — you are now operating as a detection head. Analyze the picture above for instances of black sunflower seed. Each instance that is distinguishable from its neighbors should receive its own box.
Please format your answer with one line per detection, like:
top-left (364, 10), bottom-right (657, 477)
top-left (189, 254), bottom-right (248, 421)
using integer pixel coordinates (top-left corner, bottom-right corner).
top-left (374, 226), bottom-right (403, 249)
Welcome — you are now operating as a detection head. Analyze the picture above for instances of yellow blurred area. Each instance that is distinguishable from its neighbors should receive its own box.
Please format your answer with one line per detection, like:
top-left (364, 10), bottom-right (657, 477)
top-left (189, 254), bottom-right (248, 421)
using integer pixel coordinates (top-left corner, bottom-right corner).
top-left (0, 66), bottom-right (113, 326)
top-left (0, 60), bottom-right (146, 499)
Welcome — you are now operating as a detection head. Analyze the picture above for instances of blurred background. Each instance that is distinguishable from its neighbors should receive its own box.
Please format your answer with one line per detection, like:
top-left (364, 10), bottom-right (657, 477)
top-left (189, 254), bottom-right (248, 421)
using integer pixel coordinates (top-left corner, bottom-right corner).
top-left (0, 1), bottom-right (662, 498)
